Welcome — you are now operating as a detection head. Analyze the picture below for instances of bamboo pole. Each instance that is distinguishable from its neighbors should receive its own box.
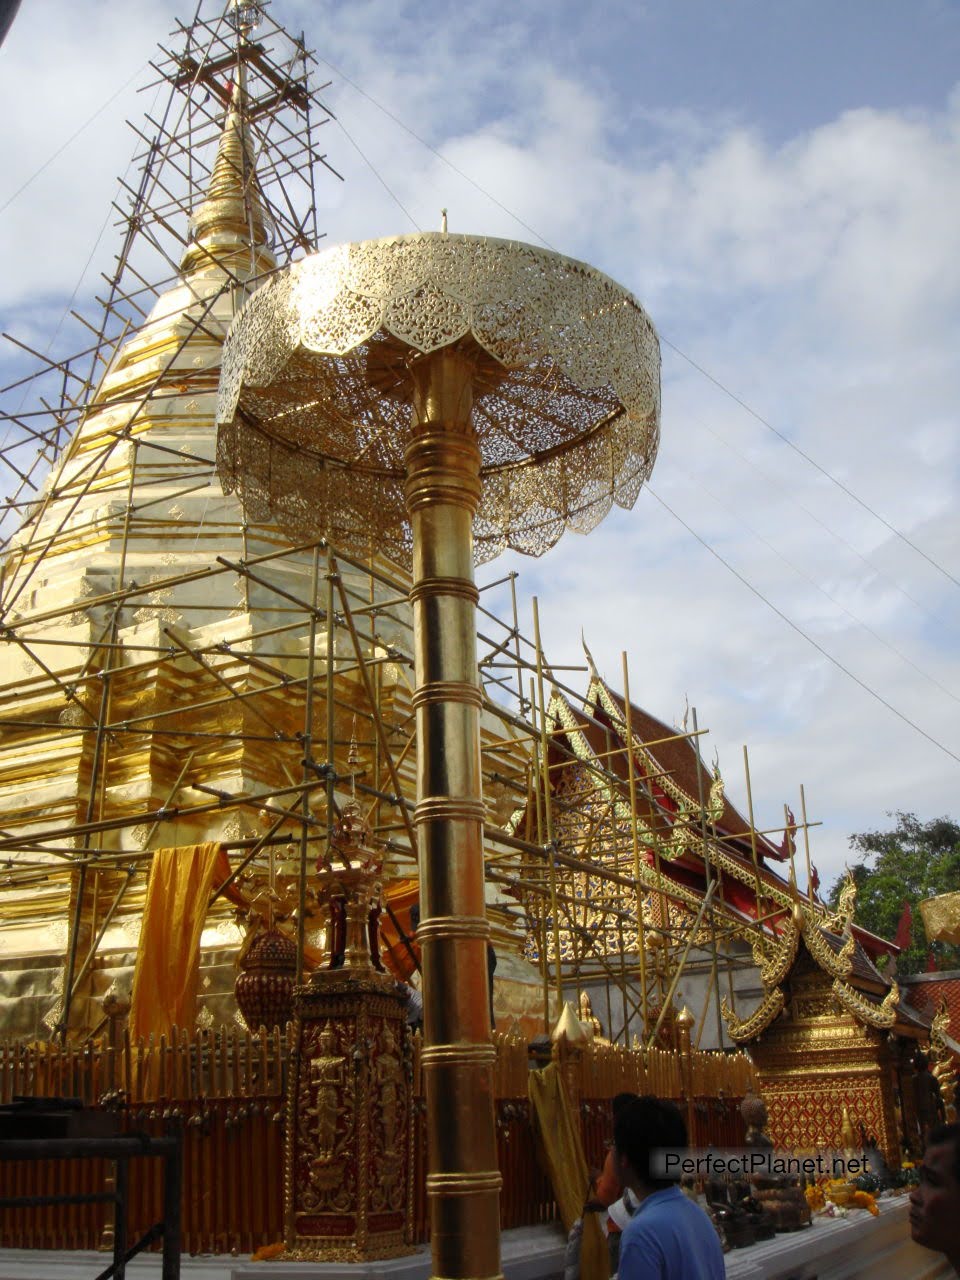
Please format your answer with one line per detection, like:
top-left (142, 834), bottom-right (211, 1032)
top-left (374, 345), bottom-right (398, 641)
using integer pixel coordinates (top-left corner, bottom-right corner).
top-left (646, 882), bottom-right (717, 1050)
top-left (800, 783), bottom-right (815, 905)
top-left (532, 599), bottom-right (563, 1018)
top-left (691, 707), bottom-right (724, 1048)
top-left (620, 652), bottom-right (650, 1040)
top-left (742, 745), bottom-right (765, 924)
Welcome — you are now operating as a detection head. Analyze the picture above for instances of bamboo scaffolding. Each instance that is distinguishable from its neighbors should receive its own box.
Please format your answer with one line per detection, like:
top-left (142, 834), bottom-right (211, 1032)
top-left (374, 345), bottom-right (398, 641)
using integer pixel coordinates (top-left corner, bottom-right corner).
top-left (0, 0), bottom-right (826, 1069)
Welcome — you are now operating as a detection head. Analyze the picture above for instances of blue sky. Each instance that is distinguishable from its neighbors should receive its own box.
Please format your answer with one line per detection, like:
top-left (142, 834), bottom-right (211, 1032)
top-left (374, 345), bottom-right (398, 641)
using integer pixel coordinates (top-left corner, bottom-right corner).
top-left (1, 0), bottom-right (959, 898)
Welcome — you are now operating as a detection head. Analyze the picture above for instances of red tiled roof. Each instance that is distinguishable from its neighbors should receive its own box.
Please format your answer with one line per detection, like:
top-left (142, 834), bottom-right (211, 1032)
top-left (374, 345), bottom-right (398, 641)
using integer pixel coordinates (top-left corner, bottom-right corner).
top-left (900, 974), bottom-right (960, 1042)
top-left (590, 683), bottom-right (785, 861)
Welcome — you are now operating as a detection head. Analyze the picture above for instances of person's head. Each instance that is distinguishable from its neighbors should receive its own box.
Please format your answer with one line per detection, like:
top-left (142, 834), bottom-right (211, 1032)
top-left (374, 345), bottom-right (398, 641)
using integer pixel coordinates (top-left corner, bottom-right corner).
top-left (909, 1122), bottom-right (960, 1270)
top-left (614, 1095), bottom-right (687, 1193)
top-left (611, 1092), bottom-right (637, 1120)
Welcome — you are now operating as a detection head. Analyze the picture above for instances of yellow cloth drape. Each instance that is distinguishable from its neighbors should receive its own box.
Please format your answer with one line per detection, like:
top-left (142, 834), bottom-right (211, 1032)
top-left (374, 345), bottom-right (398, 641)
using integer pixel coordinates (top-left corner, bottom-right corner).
top-left (528, 1063), bottom-right (609, 1280)
top-left (921, 891), bottom-right (960, 945)
top-left (129, 842), bottom-right (228, 1041)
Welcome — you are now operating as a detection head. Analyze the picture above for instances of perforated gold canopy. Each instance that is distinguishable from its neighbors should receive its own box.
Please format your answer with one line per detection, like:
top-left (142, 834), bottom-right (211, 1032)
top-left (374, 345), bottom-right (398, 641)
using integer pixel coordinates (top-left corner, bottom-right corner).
top-left (216, 232), bottom-right (661, 565)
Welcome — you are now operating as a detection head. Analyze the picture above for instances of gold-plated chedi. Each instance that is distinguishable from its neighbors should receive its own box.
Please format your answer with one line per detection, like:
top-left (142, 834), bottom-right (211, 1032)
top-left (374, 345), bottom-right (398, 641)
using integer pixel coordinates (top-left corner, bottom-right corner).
top-left (216, 231), bottom-right (661, 1280)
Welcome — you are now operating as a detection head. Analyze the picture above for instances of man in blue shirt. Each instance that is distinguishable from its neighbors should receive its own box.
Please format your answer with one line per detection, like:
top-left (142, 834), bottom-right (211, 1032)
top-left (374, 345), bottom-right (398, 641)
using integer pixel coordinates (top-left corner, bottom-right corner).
top-left (614, 1096), bottom-right (725, 1280)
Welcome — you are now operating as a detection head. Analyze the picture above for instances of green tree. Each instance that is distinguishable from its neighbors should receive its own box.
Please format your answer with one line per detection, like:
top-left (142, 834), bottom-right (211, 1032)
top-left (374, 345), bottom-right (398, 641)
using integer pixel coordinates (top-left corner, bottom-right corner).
top-left (828, 811), bottom-right (960, 975)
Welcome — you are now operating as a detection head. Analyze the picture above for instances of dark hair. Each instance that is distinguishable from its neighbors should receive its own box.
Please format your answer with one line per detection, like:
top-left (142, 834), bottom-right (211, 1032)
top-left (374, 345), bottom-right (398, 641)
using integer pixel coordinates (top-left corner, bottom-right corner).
top-left (927, 1122), bottom-right (960, 1182)
top-left (612, 1092), bottom-right (637, 1118)
top-left (614, 1095), bottom-right (688, 1191)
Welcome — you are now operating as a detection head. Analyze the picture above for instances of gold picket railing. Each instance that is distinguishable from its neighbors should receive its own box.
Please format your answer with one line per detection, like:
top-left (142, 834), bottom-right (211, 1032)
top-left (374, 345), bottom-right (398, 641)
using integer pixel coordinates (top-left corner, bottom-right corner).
top-left (0, 1026), bottom-right (755, 1254)
top-left (0, 1024), bottom-right (290, 1106)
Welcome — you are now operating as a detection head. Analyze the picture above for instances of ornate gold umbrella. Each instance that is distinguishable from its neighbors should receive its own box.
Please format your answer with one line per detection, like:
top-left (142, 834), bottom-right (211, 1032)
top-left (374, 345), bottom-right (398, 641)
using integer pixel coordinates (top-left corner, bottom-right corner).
top-left (216, 231), bottom-right (660, 1280)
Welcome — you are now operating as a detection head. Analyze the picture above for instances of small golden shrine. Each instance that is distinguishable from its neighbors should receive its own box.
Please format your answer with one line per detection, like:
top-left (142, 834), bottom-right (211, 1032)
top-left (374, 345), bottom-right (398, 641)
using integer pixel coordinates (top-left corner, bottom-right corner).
top-left (722, 884), bottom-right (945, 1165)
top-left (285, 796), bottom-right (413, 1260)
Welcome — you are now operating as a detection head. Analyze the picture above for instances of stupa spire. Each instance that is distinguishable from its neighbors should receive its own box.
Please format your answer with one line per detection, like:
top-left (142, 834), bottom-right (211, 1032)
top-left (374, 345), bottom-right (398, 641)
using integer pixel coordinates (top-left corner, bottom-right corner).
top-left (180, 67), bottom-right (276, 278)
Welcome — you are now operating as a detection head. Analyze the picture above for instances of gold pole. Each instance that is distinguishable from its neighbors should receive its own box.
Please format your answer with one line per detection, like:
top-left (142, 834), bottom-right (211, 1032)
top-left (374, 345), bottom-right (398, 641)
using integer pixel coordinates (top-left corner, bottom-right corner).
top-left (691, 707), bottom-right (724, 1048)
top-left (532, 598), bottom-right (563, 1017)
top-left (296, 545), bottom-right (321, 985)
top-left (800, 783), bottom-right (814, 906)
top-left (620, 653), bottom-right (650, 1039)
top-left (529, 681), bottom-right (550, 1034)
top-left (404, 348), bottom-right (502, 1280)
top-left (742, 745), bottom-right (764, 924)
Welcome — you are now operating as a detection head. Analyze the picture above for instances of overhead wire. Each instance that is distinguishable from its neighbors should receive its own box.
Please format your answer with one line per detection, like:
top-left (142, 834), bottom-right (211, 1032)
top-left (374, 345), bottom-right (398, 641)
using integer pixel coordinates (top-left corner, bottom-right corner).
top-left (660, 336), bottom-right (960, 592)
top-left (687, 408), bottom-right (953, 633)
top-left (677, 461), bottom-right (960, 706)
top-left (3, 34), bottom-right (958, 772)
top-left (645, 483), bottom-right (960, 767)
top-left (0, 62), bottom-right (151, 216)
top-left (319, 57), bottom-right (959, 594)
top-left (330, 113), bottom-right (420, 232)
top-left (316, 61), bottom-right (960, 761)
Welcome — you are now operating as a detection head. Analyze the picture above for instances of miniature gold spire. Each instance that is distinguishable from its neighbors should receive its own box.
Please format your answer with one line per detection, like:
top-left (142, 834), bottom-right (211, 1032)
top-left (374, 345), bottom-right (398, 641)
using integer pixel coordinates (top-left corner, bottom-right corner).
top-left (180, 71), bottom-right (275, 277)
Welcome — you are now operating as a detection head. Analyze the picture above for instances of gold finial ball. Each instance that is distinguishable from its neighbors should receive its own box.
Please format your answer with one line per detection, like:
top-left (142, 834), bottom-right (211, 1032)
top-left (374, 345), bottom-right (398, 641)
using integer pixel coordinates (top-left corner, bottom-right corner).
top-left (676, 1004), bottom-right (695, 1029)
top-left (228, 1), bottom-right (262, 38)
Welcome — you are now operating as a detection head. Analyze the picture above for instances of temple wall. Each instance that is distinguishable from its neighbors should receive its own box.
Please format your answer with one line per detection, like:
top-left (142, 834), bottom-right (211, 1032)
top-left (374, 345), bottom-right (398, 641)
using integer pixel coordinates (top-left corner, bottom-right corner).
top-left (566, 939), bottom-right (762, 1050)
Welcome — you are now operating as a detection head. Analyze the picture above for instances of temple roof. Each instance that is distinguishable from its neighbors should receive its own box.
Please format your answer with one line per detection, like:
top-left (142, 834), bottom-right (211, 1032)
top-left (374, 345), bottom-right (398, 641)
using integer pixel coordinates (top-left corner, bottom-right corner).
top-left (820, 928), bottom-right (891, 991)
top-left (586, 676), bottom-right (785, 861)
top-left (900, 970), bottom-right (960, 1047)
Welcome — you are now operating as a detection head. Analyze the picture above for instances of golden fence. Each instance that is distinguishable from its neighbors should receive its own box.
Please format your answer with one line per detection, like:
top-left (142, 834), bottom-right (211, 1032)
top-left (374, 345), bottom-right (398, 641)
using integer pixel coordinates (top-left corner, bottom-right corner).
top-left (0, 1027), bottom-right (755, 1254)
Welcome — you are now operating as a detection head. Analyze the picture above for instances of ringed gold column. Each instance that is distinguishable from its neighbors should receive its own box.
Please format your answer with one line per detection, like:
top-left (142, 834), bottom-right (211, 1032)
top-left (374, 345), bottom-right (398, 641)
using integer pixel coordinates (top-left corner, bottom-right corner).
top-left (405, 348), bottom-right (501, 1280)
top-left (216, 230), bottom-right (662, 1280)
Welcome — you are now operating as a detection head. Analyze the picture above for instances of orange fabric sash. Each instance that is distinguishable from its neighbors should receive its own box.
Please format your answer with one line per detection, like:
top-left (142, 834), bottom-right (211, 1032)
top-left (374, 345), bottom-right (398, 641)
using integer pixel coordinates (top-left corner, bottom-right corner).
top-left (128, 841), bottom-right (230, 1041)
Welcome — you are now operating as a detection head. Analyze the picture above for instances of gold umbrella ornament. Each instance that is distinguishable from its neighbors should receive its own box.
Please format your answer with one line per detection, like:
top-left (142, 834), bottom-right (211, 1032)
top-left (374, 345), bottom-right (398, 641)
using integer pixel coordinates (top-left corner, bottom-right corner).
top-left (216, 231), bottom-right (661, 1280)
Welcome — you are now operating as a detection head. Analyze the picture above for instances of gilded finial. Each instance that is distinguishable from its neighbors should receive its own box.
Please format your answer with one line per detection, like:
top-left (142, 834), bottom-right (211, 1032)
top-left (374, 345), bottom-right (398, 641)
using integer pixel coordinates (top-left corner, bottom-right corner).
top-left (228, 1), bottom-right (263, 40)
top-left (551, 1000), bottom-right (589, 1046)
top-left (581, 632), bottom-right (598, 679)
top-left (180, 69), bottom-right (275, 278)
top-left (347, 716), bottom-right (360, 804)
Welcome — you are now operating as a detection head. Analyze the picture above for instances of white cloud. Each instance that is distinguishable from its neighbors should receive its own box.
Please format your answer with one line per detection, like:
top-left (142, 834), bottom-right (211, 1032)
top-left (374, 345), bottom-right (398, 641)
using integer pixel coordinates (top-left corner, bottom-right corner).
top-left (1, 0), bottom-right (959, 900)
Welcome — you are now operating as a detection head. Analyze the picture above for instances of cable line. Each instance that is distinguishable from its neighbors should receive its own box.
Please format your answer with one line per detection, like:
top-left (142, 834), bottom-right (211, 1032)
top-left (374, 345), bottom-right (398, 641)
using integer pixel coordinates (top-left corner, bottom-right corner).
top-left (683, 462), bottom-right (960, 706)
top-left (332, 114), bottom-right (420, 232)
top-left (318, 60), bottom-right (959, 596)
top-left (661, 336), bottom-right (960, 592)
top-left (0, 63), bottom-right (149, 215)
top-left (688, 411), bottom-right (953, 634)
top-left (645, 484), bottom-right (960, 767)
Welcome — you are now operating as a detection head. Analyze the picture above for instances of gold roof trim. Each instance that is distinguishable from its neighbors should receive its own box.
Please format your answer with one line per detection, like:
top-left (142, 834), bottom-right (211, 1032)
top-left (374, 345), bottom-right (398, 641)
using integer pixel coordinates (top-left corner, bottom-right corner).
top-left (823, 872), bottom-right (857, 935)
top-left (800, 915), bottom-right (854, 979)
top-left (545, 692), bottom-right (703, 892)
top-left (751, 915), bottom-right (801, 991)
top-left (589, 675), bottom-right (725, 825)
top-left (721, 988), bottom-right (785, 1042)
top-left (831, 978), bottom-right (896, 1030)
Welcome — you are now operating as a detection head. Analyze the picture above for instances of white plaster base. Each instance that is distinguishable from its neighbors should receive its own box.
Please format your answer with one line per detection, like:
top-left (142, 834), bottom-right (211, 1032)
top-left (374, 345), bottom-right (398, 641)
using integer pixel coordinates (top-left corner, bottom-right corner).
top-left (723, 1197), bottom-right (953, 1280)
top-left (0, 1202), bottom-right (953, 1280)
top-left (0, 1224), bottom-right (567, 1280)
